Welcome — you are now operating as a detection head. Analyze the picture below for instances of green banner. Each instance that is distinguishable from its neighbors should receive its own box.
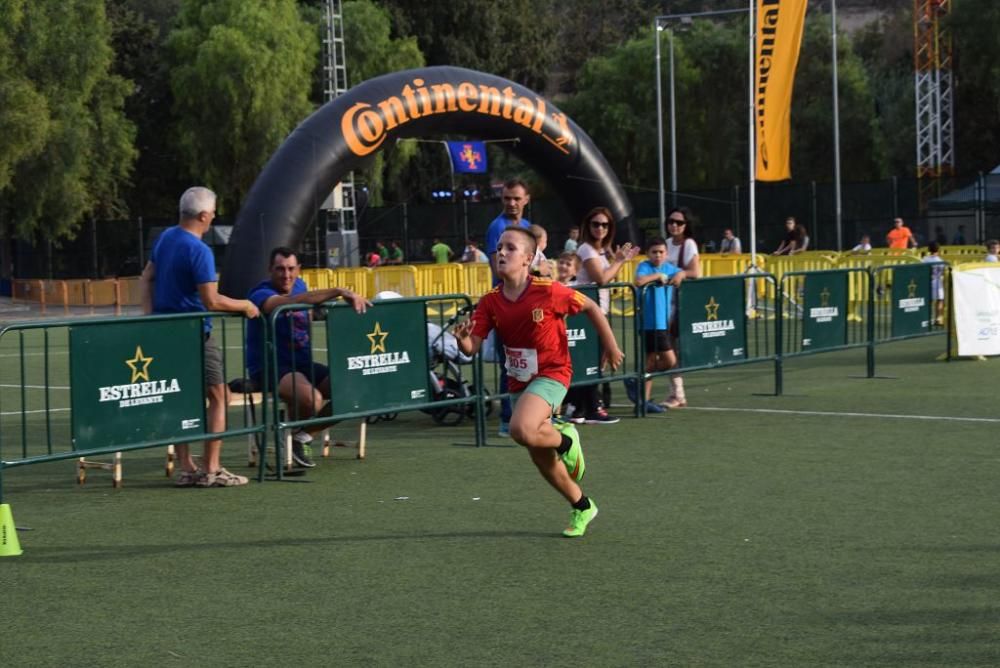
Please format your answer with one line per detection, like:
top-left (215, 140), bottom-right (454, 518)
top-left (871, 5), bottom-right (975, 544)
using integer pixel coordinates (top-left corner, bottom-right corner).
top-left (70, 319), bottom-right (206, 451)
top-left (891, 264), bottom-right (931, 338)
top-left (326, 301), bottom-right (429, 413)
top-left (567, 287), bottom-right (602, 383)
top-left (678, 277), bottom-right (747, 367)
top-left (802, 272), bottom-right (848, 350)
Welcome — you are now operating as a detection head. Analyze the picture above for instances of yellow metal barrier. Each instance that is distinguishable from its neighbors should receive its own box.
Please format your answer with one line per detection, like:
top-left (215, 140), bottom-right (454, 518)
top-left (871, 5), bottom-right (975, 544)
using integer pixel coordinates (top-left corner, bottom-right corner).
top-left (331, 267), bottom-right (373, 297)
top-left (701, 253), bottom-right (764, 277)
top-left (372, 265), bottom-right (418, 296)
top-left (461, 262), bottom-right (493, 299)
top-left (300, 268), bottom-right (332, 290)
top-left (417, 263), bottom-right (464, 298)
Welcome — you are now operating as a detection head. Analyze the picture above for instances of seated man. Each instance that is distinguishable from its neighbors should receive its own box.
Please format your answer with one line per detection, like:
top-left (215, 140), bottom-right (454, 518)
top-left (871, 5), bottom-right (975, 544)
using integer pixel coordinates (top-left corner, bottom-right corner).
top-left (246, 247), bottom-right (370, 467)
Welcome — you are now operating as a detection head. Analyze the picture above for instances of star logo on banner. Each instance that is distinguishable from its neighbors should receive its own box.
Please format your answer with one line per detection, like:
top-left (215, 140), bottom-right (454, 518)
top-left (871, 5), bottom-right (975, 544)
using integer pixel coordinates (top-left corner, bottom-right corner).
top-left (367, 322), bottom-right (389, 354)
top-left (125, 345), bottom-right (154, 383)
top-left (820, 287), bottom-right (831, 307)
top-left (907, 279), bottom-right (918, 298)
top-left (705, 297), bottom-right (720, 321)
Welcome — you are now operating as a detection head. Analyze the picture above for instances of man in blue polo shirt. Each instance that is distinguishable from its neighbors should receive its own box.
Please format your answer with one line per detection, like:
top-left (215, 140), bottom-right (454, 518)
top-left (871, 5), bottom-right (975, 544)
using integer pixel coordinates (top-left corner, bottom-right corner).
top-left (246, 247), bottom-right (369, 467)
top-left (484, 178), bottom-right (532, 436)
top-left (140, 186), bottom-right (260, 488)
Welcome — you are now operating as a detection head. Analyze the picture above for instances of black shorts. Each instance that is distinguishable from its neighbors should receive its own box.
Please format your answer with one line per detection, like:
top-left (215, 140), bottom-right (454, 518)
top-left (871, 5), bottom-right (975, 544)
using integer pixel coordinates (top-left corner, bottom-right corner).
top-left (252, 362), bottom-right (330, 392)
top-left (644, 330), bottom-right (672, 354)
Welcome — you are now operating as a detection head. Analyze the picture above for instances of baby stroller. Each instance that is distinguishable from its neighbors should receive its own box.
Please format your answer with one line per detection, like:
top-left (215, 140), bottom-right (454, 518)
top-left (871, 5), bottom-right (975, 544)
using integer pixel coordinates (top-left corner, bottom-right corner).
top-left (424, 303), bottom-right (493, 426)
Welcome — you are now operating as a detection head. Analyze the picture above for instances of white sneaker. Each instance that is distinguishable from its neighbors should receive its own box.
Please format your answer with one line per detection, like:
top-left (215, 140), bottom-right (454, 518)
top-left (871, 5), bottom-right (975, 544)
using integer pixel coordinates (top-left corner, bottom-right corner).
top-left (292, 429), bottom-right (313, 444)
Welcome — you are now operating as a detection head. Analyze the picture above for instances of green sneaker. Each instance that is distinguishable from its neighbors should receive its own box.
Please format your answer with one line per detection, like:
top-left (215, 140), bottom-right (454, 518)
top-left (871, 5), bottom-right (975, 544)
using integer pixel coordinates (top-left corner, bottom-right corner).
top-left (554, 420), bottom-right (585, 482)
top-left (562, 500), bottom-right (599, 538)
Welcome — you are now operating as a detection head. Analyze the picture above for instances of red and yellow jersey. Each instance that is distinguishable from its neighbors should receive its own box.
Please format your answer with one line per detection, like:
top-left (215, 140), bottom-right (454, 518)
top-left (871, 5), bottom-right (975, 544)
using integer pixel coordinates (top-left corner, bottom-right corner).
top-left (471, 277), bottom-right (586, 391)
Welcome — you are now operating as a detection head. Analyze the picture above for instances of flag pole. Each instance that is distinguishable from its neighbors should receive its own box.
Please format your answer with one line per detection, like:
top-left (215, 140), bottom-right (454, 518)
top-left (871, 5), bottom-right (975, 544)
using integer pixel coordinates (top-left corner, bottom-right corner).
top-left (748, 0), bottom-right (757, 268)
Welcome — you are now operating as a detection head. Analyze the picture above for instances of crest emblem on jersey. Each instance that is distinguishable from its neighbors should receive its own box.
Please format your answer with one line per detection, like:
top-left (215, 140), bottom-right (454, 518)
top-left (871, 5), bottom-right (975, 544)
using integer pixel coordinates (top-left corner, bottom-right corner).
top-left (532, 308), bottom-right (544, 323)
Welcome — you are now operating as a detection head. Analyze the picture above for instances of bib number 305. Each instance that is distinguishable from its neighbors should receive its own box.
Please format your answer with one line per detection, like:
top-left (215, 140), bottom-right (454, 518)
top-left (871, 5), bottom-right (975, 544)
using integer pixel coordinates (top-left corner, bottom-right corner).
top-left (504, 346), bottom-right (539, 382)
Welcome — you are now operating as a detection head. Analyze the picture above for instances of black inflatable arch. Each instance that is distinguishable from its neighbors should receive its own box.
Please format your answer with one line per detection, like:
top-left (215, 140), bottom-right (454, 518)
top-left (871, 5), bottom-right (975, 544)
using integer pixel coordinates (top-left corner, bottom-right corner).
top-left (221, 66), bottom-right (636, 297)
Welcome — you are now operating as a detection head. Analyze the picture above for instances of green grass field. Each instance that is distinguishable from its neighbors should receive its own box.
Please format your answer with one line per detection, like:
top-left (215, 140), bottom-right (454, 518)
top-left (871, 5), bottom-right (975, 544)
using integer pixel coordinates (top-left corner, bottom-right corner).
top-left (3, 332), bottom-right (1000, 666)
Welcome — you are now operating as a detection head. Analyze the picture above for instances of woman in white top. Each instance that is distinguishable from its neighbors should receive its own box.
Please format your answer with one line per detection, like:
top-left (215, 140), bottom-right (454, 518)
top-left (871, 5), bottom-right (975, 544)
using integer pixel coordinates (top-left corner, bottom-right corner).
top-left (571, 207), bottom-right (638, 423)
top-left (663, 207), bottom-right (701, 409)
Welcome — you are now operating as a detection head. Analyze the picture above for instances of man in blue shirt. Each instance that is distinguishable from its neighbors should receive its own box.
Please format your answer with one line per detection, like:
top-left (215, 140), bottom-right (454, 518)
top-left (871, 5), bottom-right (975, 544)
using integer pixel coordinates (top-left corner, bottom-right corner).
top-left (140, 186), bottom-right (260, 488)
top-left (483, 178), bottom-right (532, 436)
top-left (246, 247), bottom-right (369, 467)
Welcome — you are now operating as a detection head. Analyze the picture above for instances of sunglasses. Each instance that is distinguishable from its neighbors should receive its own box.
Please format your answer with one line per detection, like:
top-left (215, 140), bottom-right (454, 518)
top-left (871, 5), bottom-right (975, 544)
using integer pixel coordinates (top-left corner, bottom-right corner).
top-left (590, 221), bottom-right (610, 228)
top-left (667, 218), bottom-right (686, 225)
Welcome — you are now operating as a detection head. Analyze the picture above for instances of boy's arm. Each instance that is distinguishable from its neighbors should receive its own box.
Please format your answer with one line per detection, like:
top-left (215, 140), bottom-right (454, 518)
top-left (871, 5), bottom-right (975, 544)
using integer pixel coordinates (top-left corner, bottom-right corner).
top-left (579, 296), bottom-right (623, 371)
top-left (453, 320), bottom-right (483, 356)
top-left (668, 270), bottom-right (688, 287)
top-left (634, 272), bottom-right (664, 287)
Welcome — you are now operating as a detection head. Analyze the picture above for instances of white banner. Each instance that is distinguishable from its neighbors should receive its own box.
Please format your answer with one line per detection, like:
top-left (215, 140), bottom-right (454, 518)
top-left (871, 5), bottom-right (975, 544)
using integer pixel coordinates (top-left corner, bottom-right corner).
top-left (952, 266), bottom-right (1000, 356)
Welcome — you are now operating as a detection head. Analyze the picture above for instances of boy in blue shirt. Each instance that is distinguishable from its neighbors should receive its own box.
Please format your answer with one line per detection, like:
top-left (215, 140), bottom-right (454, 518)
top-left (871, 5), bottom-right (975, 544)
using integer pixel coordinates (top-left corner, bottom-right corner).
top-left (633, 237), bottom-right (687, 413)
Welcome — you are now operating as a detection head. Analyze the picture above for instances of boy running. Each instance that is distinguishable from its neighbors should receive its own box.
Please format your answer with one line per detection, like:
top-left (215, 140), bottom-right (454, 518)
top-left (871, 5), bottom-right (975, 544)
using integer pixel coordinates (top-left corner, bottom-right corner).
top-left (632, 237), bottom-right (686, 413)
top-left (455, 227), bottom-right (624, 537)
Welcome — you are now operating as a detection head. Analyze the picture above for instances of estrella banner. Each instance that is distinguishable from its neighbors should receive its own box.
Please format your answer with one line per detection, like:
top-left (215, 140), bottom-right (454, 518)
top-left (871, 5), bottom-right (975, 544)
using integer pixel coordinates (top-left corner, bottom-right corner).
top-left (952, 265), bottom-right (1000, 356)
top-left (447, 140), bottom-right (487, 173)
top-left (755, 0), bottom-right (808, 181)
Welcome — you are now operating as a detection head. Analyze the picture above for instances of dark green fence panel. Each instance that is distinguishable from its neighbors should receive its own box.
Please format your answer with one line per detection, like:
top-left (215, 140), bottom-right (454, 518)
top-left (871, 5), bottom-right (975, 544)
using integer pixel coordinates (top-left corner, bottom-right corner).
top-left (70, 319), bottom-right (206, 451)
top-left (889, 263), bottom-right (932, 338)
top-left (678, 276), bottom-right (748, 368)
top-left (325, 299), bottom-right (430, 413)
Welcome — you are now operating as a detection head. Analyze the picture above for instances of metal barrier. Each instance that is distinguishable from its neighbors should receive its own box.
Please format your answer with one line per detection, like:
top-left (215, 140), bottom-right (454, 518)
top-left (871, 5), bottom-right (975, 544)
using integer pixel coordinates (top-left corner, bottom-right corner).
top-left (265, 294), bottom-right (485, 478)
top-left (0, 312), bottom-right (262, 503)
top-left (868, 262), bottom-right (948, 375)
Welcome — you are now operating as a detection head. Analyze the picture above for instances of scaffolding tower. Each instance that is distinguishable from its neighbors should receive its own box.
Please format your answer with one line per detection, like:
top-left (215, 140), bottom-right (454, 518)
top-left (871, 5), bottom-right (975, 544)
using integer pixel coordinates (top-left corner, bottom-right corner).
top-left (322, 0), bottom-right (357, 254)
top-left (913, 0), bottom-right (954, 211)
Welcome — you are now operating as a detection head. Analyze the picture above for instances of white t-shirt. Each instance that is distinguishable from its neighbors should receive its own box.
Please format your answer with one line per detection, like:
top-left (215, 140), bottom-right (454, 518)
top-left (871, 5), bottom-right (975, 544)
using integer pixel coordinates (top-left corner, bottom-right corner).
top-left (986, 254), bottom-right (999, 263)
top-left (576, 242), bottom-right (612, 312)
top-left (852, 242), bottom-right (872, 252)
top-left (667, 238), bottom-right (699, 271)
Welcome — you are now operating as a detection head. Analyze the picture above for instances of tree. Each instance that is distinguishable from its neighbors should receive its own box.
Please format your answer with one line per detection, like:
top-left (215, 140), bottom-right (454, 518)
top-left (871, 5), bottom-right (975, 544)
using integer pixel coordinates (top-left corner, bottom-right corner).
top-left (948, 0), bottom-right (1000, 175)
top-left (166, 0), bottom-right (318, 211)
top-left (382, 0), bottom-right (558, 92)
top-left (0, 0), bottom-right (136, 273)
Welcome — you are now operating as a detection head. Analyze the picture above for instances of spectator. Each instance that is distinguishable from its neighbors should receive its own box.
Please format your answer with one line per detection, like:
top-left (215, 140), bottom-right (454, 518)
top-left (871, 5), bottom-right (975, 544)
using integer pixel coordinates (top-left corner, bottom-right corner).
top-left (386, 240), bottom-right (404, 265)
top-left (953, 225), bottom-right (967, 245)
top-left (245, 247), bottom-right (370, 467)
top-left (850, 234), bottom-right (873, 253)
top-left (364, 249), bottom-right (381, 268)
top-left (772, 216), bottom-right (800, 255)
top-left (485, 178), bottom-right (532, 437)
top-left (555, 251), bottom-right (580, 286)
top-left (572, 206), bottom-right (638, 425)
top-left (628, 237), bottom-right (687, 414)
top-left (886, 217), bottom-right (918, 249)
top-left (985, 239), bottom-right (999, 262)
top-left (375, 240), bottom-right (389, 263)
top-left (719, 228), bottom-right (742, 255)
top-left (529, 224), bottom-right (552, 277)
top-left (564, 226), bottom-right (580, 253)
top-left (431, 237), bottom-right (454, 264)
top-left (921, 241), bottom-right (946, 326)
top-left (461, 240), bottom-right (488, 263)
top-left (139, 186), bottom-right (260, 488)
top-left (661, 207), bottom-right (701, 409)
top-left (791, 224), bottom-right (810, 254)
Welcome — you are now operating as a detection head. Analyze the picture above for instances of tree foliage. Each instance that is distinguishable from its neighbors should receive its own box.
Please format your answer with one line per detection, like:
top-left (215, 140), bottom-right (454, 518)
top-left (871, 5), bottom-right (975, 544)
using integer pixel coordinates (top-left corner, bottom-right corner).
top-left (166, 0), bottom-right (317, 211)
top-left (0, 0), bottom-right (135, 242)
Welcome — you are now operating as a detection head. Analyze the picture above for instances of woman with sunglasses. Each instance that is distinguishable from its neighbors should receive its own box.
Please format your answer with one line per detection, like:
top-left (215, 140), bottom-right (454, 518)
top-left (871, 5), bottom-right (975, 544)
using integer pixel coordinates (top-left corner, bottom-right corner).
top-left (662, 207), bottom-right (701, 409)
top-left (570, 207), bottom-right (638, 424)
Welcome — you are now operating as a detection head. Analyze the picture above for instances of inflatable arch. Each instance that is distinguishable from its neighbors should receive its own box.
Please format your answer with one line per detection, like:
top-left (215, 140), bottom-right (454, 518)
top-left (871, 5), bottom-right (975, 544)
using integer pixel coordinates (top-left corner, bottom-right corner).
top-left (221, 66), bottom-right (636, 297)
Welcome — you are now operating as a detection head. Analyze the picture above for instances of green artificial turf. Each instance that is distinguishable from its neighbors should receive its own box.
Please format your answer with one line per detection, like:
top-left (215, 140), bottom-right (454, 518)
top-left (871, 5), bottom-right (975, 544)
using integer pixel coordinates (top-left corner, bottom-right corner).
top-left (3, 336), bottom-right (1000, 666)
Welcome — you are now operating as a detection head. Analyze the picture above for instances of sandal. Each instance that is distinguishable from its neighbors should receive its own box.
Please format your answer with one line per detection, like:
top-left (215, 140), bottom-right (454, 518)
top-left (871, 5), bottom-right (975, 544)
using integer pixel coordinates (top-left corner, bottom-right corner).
top-left (659, 397), bottom-right (687, 409)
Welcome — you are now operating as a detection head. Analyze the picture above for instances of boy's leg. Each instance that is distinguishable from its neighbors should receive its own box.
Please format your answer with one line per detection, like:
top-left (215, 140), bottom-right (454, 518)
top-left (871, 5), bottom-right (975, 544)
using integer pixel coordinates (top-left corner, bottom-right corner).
top-left (510, 391), bottom-right (581, 503)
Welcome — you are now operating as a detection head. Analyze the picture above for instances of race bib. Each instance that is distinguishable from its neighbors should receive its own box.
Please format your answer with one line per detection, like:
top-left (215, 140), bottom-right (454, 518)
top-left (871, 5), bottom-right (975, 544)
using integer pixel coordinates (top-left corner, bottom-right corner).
top-left (504, 346), bottom-right (539, 382)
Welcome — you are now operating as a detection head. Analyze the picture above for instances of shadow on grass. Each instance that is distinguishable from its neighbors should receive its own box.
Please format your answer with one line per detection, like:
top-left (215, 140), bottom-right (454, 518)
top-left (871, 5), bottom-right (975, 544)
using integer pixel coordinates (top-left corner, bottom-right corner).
top-left (19, 529), bottom-right (553, 563)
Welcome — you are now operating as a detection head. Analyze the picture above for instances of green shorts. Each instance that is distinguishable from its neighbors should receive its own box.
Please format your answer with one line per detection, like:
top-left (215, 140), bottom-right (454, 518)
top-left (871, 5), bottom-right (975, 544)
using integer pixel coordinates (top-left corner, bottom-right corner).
top-left (512, 377), bottom-right (568, 415)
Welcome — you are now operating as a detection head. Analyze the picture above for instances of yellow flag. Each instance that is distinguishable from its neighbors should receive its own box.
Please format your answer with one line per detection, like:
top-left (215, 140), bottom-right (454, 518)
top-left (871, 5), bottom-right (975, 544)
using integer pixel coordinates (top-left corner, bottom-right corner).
top-left (755, 0), bottom-right (808, 181)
